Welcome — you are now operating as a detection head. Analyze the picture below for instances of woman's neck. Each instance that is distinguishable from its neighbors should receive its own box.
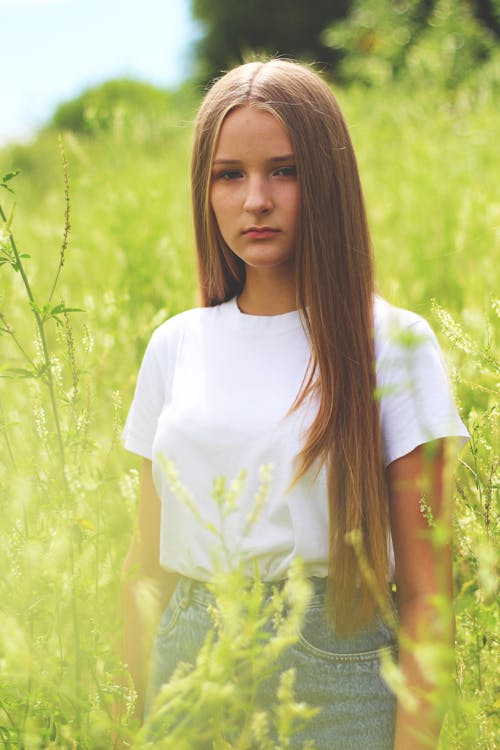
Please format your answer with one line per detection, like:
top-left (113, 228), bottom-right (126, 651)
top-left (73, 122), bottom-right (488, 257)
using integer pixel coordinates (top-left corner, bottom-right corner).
top-left (237, 268), bottom-right (297, 316)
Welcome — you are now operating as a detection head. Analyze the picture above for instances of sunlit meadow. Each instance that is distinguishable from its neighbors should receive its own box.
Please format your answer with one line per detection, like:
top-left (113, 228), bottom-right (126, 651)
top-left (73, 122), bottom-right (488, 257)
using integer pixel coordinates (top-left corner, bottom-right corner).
top-left (0, 66), bottom-right (498, 748)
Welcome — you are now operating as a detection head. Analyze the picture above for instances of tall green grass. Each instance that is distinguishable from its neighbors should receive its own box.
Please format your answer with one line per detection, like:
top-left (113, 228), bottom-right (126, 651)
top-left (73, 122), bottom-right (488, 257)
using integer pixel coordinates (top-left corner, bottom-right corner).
top-left (0, 70), bottom-right (498, 748)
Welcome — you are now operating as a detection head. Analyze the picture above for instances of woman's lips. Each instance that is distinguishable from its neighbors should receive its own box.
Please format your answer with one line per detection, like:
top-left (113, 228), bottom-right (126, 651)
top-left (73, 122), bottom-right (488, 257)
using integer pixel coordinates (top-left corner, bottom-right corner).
top-left (243, 227), bottom-right (280, 239)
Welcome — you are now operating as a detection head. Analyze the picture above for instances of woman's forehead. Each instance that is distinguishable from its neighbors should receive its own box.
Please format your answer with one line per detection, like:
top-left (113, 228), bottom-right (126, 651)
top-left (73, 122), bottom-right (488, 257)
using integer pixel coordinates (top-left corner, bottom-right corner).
top-left (214, 106), bottom-right (293, 160)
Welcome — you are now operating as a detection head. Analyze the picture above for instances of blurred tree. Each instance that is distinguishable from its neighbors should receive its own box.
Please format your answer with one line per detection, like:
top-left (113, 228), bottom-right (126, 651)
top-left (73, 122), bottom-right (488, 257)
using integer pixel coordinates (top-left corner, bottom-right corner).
top-left (50, 79), bottom-right (194, 136)
top-left (191, 0), bottom-right (498, 87)
top-left (191, 0), bottom-right (351, 83)
top-left (405, 0), bottom-right (499, 88)
top-left (469, 0), bottom-right (500, 37)
top-left (322, 0), bottom-right (498, 86)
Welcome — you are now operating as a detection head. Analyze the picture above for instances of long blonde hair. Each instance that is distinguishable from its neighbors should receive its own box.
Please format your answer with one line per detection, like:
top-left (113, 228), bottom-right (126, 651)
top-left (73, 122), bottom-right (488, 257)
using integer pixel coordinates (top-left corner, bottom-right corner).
top-left (191, 59), bottom-right (390, 632)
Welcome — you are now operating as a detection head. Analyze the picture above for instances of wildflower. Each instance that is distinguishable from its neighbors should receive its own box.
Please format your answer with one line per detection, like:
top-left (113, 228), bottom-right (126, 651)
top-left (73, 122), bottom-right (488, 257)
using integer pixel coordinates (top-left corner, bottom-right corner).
top-left (476, 541), bottom-right (498, 600)
top-left (33, 333), bottom-right (44, 362)
top-left (103, 290), bottom-right (116, 318)
top-left (51, 356), bottom-right (63, 389)
top-left (75, 409), bottom-right (89, 435)
top-left (0, 225), bottom-right (10, 250)
top-left (103, 333), bottom-right (114, 352)
top-left (277, 668), bottom-right (296, 706)
top-left (275, 668), bottom-right (320, 742)
top-left (245, 462), bottom-right (273, 528)
top-left (82, 323), bottom-right (95, 353)
top-left (379, 648), bottom-right (418, 712)
top-left (264, 559), bottom-right (311, 660)
top-left (211, 468), bottom-right (247, 516)
top-left (159, 455), bottom-right (203, 525)
top-left (419, 494), bottom-right (435, 527)
top-left (251, 711), bottom-right (272, 748)
top-left (119, 468), bottom-right (140, 504)
top-left (431, 301), bottom-right (475, 354)
top-left (33, 403), bottom-right (48, 440)
top-left (112, 389), bottom-right (123, 440)
top-left (151, 307), bottom-right (169, 328)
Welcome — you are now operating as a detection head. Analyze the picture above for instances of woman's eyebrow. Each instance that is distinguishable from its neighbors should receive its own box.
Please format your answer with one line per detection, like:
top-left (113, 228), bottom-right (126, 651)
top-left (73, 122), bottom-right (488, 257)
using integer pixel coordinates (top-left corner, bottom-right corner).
top-left (212, 158), bottom-right (242, 165)
top-left (212, 154), bottom-right (295, 165)
top-left (269, 154), bottom-right (295, 163)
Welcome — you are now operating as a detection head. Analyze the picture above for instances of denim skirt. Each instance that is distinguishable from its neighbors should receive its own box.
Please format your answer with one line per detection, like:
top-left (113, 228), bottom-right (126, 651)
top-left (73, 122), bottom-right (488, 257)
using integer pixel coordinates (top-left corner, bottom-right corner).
top-left (144, 576), bottom-right (397, 749)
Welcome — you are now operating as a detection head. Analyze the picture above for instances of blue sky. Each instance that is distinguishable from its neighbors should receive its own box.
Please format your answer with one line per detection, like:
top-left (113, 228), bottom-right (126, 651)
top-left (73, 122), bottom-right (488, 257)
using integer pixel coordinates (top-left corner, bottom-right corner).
top-left (1, 0), bottom-right (200, 144)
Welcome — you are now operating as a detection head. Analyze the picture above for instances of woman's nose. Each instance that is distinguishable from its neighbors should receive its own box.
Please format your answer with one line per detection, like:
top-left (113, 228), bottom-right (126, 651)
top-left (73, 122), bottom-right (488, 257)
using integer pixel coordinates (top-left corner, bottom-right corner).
top-left (243, 176), bottom-right (273, 214)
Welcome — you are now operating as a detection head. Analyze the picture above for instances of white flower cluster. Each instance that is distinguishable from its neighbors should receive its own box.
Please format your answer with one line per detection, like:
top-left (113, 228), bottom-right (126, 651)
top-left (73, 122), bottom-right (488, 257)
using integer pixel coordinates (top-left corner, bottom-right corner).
top-left (112, 389), bottom-right (123, 441)
top-left (75, 409), bottom-right (89, 435)
top-left (119, 468), bottom-right (140, 505)
top-left (50, 356), bottom-right (63, 389)
top-left (0, 225), bottom-right (10, 250)
top-left (103, 290), bottom-right (116, 319)
top-left (82, 323), bottom-right (95, 354)
top-left (431, 301), bottom-right (475, 354)
top-left (33, 333), bottom-right (44, 364)
top-left (245, 462), bottom-right (274, 529)
top-left (33, 403), bottom-right (48, 441)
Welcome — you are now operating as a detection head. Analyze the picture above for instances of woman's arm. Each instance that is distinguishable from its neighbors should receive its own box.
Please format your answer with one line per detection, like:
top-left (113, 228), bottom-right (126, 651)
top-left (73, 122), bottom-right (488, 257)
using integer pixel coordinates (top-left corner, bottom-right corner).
top-left (387, 440), bottom-right (456, 750)
top-left (119, 458), bottom-right (180, 723)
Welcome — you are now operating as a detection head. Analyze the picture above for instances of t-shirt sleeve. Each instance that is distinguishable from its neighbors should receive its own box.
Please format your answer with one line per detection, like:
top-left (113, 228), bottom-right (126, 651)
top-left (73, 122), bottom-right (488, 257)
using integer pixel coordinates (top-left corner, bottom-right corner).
top-left (122, 329), bottom-right (167, 460)
top-left (376, 316), bottom-right (469, 467)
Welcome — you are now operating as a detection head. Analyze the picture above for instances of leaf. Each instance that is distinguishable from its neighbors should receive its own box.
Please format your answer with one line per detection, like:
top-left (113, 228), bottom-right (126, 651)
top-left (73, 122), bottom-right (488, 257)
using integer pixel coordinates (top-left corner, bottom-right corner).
top-left (4, 201), bottom-right (16, 231)
top-left (2, 170), bottom-right (20, 184)
top-left (0, 170), bottom-right (21, 194)
top-left (75, 517), bottom-right (96, 532)
top-left (0, 367), bottom-right (37, 379)
top-left (50, 304), bottom-right (84, 316)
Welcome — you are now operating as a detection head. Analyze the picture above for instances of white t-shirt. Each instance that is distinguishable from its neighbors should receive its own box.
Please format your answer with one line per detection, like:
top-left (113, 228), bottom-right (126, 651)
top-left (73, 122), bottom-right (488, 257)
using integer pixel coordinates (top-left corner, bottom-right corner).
top-left (123, 296), bottom-right (469, 580)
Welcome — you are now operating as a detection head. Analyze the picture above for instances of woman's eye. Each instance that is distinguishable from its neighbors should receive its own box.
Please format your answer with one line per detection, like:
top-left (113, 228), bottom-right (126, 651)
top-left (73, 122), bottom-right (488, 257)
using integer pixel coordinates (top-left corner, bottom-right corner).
top-left (274, 166), bottom-right (297, 177)
top-left (216, 170), bottom-right (243, 181)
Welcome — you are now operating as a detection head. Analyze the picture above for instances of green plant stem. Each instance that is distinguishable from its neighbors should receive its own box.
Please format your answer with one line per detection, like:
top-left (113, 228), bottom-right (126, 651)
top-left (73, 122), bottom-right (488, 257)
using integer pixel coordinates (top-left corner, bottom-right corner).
top-left (0, 312), bottom-right (36, 368)
top-left (21, 674), bottom-right (33, 743)
top-left (68, 532), bottom-right (82, 740)
top-left (0, 397), bottom-right (16, 469)
top-left (0, 191), bottom-right (82, 739)
top-left (0, 697), bottom-right (18, 732)
top-left (47, 136), bottom-right (70, 307)
top-left (0, 202), bottom-right (66, 469)
top-left (476, 625), bottom-right (483, 690)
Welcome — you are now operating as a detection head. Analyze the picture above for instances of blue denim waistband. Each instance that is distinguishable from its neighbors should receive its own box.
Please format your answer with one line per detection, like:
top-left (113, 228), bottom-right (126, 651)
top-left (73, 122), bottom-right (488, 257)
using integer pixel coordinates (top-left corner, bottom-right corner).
top-left (175, 575), bottom-right (329, 610)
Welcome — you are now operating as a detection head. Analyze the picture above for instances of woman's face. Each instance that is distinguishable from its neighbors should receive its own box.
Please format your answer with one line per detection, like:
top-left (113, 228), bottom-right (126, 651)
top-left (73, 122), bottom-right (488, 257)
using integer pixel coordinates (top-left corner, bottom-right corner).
top-left (209, 106), bottom-right (300, 276)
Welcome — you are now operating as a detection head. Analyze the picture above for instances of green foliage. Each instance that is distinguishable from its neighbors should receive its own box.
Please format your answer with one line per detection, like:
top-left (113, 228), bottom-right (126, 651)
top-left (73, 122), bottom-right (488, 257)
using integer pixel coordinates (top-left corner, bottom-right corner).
top-left (50, 78), bottom-right (196, 138)
top-left (406, 0), bottom-right (498, 88)
top-left (139, 560), bottom-right (318, 749)
top-left (191, 0), bottom-right (350, 83)
top-left (432, 301), bottom-right (499, 750)
top-left (0, 67), bottom-right (498, 747)
top-left (0, 153), bottom-right (127, 748)
top-left (323, 0), bottom-right (499, 87)
top-left (190, 0), bottom-right (499, 85)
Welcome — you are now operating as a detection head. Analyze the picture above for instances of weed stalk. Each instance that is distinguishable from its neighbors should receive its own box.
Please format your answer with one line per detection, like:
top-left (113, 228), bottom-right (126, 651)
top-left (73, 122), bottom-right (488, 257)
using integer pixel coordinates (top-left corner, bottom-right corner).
top-left (0, 159), bottom-right (84, 742)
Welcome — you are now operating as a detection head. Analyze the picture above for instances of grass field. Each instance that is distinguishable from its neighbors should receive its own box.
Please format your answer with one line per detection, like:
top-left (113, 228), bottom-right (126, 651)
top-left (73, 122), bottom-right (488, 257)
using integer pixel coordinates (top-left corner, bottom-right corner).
top-left (0, 69), bottom-right (498, 748)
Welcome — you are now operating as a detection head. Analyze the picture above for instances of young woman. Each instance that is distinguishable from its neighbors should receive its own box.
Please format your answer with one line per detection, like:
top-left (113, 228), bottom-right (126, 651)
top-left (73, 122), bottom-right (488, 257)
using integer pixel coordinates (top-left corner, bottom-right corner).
top-left (121, 59), bottom-right (469, 749)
